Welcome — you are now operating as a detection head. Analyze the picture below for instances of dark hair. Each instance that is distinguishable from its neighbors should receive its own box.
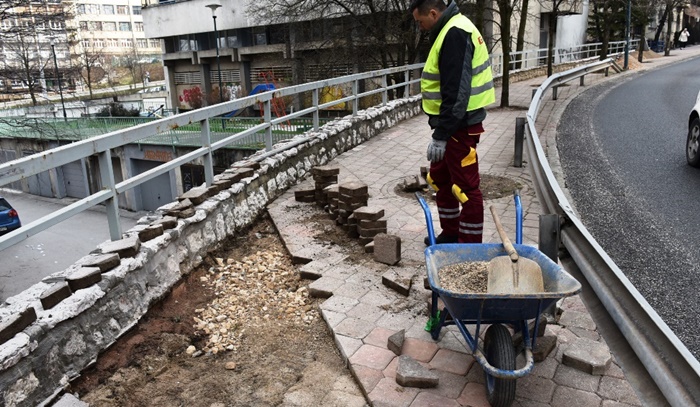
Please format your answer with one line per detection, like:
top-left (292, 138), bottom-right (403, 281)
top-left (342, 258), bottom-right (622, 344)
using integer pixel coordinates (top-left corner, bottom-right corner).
top-left (410, 0), bottom-right (447, 14)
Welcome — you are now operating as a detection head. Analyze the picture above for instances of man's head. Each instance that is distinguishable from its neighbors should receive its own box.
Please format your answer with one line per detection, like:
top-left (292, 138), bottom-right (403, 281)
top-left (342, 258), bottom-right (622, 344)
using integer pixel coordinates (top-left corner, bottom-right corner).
top-left (411, 0), bottom-right (447, 32)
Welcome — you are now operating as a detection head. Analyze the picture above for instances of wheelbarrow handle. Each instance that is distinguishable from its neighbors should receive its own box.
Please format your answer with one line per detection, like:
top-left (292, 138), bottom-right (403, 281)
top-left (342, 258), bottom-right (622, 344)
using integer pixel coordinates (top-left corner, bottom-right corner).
top-left (415, 193), bottom-right (436, 246)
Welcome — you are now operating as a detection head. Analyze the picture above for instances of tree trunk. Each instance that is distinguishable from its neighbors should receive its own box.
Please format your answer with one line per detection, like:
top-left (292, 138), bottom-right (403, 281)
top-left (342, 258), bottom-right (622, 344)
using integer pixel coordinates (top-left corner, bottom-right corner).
top-left (655, 6), bottom-right (668, 42)
top-left (515, 0), bottom-right (529, 69)
top-left (638, 24), bottom-right (647, 63)
top-left (498, 0), bottom-right (512, 107)
top-left (665, 2), bottom-right (673, 56)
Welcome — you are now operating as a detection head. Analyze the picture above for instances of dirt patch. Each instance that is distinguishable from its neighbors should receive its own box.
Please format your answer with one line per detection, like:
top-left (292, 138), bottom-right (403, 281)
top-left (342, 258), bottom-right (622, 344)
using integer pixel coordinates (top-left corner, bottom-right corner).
top-left (393, 173), bottom-right (523, 202)
top-left (68, 216), bottom-right (356, 407)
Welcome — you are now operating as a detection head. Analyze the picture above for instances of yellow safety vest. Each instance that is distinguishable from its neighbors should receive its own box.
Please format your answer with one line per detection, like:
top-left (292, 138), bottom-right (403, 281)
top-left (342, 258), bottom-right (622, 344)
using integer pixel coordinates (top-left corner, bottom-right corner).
top-left (421, 14), bottom-right (495, 114)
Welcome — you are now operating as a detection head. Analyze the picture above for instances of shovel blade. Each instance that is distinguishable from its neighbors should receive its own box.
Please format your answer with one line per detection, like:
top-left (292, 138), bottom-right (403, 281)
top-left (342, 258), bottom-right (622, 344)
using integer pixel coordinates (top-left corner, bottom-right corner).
top-left (487, 255), bottom-right (545, 294)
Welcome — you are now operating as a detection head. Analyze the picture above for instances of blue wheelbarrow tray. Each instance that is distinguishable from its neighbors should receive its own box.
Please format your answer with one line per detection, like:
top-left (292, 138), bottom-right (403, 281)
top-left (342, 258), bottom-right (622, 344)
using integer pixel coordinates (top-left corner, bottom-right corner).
top-left (424, 242), bottom-right (582, 378)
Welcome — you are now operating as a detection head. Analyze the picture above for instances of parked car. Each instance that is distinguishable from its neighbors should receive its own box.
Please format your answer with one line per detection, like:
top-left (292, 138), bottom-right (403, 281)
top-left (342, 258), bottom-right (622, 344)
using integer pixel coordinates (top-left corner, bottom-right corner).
top-left (0, 196), bottom-right (22, 236)
top-left (687, 90), bottom-right (700, 167)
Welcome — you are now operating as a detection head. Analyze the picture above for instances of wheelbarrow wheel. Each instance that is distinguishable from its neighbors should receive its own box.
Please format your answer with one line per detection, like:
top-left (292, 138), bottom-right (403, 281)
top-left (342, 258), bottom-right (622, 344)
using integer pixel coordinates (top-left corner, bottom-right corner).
top-left (483, 324), bottom-right (516, 407)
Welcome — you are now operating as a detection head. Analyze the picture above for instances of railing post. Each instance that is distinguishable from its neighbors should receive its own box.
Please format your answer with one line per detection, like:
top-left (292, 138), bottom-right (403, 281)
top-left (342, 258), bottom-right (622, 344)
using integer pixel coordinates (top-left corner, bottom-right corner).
top-left (98, 150), bottom-right (122, 241)
top-left (352, 80), bottom-right (358, 116)
top-left (514, 117), bottom-right (525, 167)
top-left (312, 88), bottom-right (320, 131)
top-left (404, 70), bottom-right (409, 97)
top-left (264, 99), bottom-right (273, 151)
top-left (201, 118), bottom-right (214, 186)
top-left (382, 74), bottom-right (388, 106)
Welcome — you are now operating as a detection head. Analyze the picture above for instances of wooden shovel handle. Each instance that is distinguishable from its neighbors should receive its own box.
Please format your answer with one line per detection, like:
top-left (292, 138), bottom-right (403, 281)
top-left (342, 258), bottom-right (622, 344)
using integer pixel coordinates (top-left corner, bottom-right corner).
top-left (489, 206), bottom-right (519, 262)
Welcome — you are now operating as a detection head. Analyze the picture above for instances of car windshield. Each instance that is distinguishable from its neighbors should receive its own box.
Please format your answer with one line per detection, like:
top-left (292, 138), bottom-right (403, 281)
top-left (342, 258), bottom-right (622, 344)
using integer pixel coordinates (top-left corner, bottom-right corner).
top-left (0, 198), bottom-right (10, 211)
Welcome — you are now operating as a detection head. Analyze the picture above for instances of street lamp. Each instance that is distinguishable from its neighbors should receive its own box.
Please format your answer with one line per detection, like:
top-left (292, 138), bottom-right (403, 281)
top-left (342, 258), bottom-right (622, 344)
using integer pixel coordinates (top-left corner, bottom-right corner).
top-left (49, 38), bottom-right (68, 121)
top-left (206, 4), bottom-right (224, 104)
top-left (623, 0), bottom-right (631, 70)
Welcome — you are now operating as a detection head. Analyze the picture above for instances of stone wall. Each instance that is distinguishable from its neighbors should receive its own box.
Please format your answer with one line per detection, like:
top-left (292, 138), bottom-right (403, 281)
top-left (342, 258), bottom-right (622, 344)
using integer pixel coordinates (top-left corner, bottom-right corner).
top-left (0, 96), bottom-right (422, 407)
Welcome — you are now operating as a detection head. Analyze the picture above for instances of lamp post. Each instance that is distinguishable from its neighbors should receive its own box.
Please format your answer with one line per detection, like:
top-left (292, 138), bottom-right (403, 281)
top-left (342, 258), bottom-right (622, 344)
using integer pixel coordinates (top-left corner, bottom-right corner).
top-left (624, 0), bottom-right (631, 70)
top-left (50, 38), bottom-right (68, 121)
top-left (206, 4), bottom-right (224, 104)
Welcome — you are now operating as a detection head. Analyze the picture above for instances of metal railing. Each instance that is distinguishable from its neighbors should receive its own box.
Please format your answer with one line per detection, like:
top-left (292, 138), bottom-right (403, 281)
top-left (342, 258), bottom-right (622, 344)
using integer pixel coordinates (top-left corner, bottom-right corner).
top-left (490, 39), bottom-right (639, 77)
top-left (0, 63), bottom-right (423, 252)
top-left (524, 58), bottom-right (700, 405)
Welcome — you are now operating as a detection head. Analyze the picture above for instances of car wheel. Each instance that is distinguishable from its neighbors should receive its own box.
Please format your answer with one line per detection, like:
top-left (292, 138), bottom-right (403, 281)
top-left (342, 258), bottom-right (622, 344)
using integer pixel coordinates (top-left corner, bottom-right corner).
top-left (687, 117), bottom-right (700, 168)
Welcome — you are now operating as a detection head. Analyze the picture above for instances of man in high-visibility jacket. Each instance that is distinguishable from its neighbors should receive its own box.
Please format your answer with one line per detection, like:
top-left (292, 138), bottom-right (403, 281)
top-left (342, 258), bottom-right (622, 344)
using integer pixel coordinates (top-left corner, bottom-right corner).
top-left (411, 0), bottom-right (495, 245)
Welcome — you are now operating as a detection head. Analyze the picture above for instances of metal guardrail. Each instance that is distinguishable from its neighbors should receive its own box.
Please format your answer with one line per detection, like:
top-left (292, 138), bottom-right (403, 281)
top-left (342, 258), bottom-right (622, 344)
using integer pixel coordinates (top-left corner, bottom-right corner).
top-left (0, 63), bottom-right (424, 252)
top-left (524, 58), bottom-right (700, 405)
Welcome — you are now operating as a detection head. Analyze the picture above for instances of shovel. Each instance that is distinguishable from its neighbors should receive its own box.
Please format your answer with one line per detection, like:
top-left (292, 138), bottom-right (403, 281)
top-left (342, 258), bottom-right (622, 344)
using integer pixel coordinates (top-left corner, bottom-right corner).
top-left (487, 206), bottom-right (545, 294)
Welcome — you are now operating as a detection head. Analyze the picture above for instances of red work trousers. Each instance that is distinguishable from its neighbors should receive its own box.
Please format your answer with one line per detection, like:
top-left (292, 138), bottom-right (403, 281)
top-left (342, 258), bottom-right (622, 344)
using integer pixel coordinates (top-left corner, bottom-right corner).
top-left (428, 126), bottom-right (484, 243)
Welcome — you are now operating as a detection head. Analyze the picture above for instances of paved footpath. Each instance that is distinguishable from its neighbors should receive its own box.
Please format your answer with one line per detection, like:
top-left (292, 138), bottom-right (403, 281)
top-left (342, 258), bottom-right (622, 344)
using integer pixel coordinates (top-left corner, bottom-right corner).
top-left (267, 47), bottom-right (700, 407)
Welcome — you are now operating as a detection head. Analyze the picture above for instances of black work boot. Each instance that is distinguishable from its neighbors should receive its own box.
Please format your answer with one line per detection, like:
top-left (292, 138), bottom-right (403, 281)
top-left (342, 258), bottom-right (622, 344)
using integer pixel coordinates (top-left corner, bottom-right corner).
top-left (424, 233), bottom-right (459, 246)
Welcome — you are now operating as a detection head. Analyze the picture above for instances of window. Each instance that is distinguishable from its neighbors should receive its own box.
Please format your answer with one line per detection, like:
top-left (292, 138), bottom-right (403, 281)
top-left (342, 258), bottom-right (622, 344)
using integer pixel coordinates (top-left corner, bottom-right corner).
top-left (103, 5), bottom-right (114, 14)
top-left (134, 22), bottom-right (144, 31)
top-left (94, 38), bottom-right (105, 48)
top-left (132, 6), bottom-right (141, 15)
top-left (119, 22), bottom-right (131, 31)
top-left (107, 38), bottom-right (118, 47)
top-left (89, 21), bottom-right (102, 31)
top-left (86, 4), bottom-right (100, 14)
top-left (81, 39), bottom-right (90, 48)
top-left (79, 21), bottom-right (88, 30)
top-left (76, 4), bottom-right (85, 14)
top-left (149, 39), bottom-right (160, 48)
top-left (103, 22), bottom-right (116, 31)
top-left (119, 38), bottom-right (132, 48)
top-left (117, 5), bottom-right (128, 14)
top-left (137, 39), bottom-right (147, 48)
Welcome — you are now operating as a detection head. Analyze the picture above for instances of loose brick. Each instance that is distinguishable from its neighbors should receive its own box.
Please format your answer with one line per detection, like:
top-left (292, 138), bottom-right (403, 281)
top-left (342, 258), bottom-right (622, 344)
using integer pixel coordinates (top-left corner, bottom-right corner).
top-left (563, 337), bottom-right (612, 375)
top-left (40, 282), bottom-right (72, 310)
top-left (66, 267), bottom-right (103, 291)
top-left (388, 329), bottom-right (405, 356)
top-left (533, 335), bottom-right (557, 362)
top-left (311, 165), bottom-right (340, 177)
top-left (213, 178), bottom-right (233, 190)
top-left (338, 201), bottom-right (366, 212)
top-left (138, 224), bottom-right (164, 242)
top-left (339, 181), bottom-right (369, 197)
top-left (324, 184), bottom-right (340, 198)
top-left (359, 227), bottom-right (387, 238)
top-left (338, 193), bottom-right (370, 205)
top-left (382, 269), bottom-right (413, 296)
top-left (101, 236), bottom-right (141, 258)
top-left (359, 219), bottom-right (388, 229)
top-left (80, 253), bottom-right (120, 272)
top-left (177, 207), bottom-right (196, 218)
top-left (359, 236), bottom-right (374, 245)
top-left (165, 198), bottom-right (193, 217)
top-left (152, 216), bottom-right (178, 230)
top-left (179, 187), bottom-right (210, 205)
top-left (0, 307), bottom-right (37, 345)
top-left (396, 355), bottom-right (438, 388)
top-left (374, 233), bottom-right (401, 265)
top-left (294, 188), bottom-right (316, 200)
top-left (364, 241), bottom-right (375, 253)
top-left (353, 207), bottom-right (385, 221)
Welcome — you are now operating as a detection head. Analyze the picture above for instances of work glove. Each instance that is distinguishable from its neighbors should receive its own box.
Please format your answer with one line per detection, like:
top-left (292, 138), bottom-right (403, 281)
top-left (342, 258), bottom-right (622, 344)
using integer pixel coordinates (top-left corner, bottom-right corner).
top-left (426, 139), bottom-right (447, 162)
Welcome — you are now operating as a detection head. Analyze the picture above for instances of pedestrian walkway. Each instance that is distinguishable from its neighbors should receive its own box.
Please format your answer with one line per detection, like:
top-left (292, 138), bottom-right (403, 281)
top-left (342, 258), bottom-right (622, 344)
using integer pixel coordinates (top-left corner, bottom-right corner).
top-left (268, 46), bottom-right (700, 407)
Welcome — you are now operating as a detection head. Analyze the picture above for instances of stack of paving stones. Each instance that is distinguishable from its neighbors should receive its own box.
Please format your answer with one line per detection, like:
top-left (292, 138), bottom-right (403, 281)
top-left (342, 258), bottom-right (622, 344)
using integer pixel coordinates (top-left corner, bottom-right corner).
top-left (354, 207), bottom-right (388, 251)
top-left (337, 181), bottom-right (369, 230)
top-left (312, 165), bottom-right (340, 208)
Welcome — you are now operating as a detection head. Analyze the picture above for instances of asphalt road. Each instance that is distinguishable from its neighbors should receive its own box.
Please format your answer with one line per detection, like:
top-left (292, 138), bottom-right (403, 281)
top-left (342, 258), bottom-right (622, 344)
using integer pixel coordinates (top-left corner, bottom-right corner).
top-left (0, 189), bottom-right (141, 302)
top-left (558, 55), bottom-right (700, 359)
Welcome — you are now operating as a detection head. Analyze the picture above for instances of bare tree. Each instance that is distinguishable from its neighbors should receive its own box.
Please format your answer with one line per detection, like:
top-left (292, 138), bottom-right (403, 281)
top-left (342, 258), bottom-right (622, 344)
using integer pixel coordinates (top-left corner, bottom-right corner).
top-left (71, 40), bottom-right (107, 99)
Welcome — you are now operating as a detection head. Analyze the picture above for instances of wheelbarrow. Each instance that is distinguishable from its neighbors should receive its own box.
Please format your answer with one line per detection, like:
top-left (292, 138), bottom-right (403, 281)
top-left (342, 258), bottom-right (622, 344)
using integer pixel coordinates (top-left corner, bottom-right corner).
top-left (416, 192), bottom-right (581, 407)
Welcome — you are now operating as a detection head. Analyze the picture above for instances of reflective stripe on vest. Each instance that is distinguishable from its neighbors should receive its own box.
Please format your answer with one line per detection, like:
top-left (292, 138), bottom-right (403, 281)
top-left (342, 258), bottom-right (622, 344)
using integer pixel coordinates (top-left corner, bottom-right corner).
top-left (421, 14), bottom-right (495, 115)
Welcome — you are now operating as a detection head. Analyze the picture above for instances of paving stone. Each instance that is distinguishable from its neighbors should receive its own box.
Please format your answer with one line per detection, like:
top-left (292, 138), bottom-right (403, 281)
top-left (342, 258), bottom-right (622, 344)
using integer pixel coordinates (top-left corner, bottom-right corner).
top-left (334, 333), bottom-right (363, 362)
top-left (598, 376), bottom-right (642, 405)
top-left (551, 385), bottom-right (602, 407)
top-left (559, 309), bottom-right (597, 331)
top-left (294, 188), bottom-right (316, 202)
top-left (101, 235), bottom-right (141, 258)
top-left (456, 382), bottom-right (491, 407)
top-left (562, 337), bottom-right (611, 375)
top-left (388, 329), bottom-right (405, 356)
top-left (338, 194), bottom-right (370, 205)
top-left (320, 295), bottom-right (359, 313)
top-left (320, 309), bottom-right (346, 328)
top-left (137, 224), bottom-right (164, 242)
top-left (333, 282), bottom-right (369, 300)
top-left (353, 206), bottom-right (385, 221)
top-left (515, 372), bottom-right (557, 404)
top-left (225, 166), bottom-right (255, 180)
top-left (359, 226), bottom-right (387, 238)
top-left (531, 354), bottom-right (558, 379)
top-left (396, 355), bottom-right (439, 388)
top-left (0, 307), bottom-right (37, 345)
top-left (349, 344), bottom-right (397, 370)
top-left (410, 392), bottom-right (460, 407)
top-left (335, 317), bottom-right (376, 339)
top-left (308, 276), bottom-right (344, 298)
top-left (359, 218), bottom-right (388, 229)
top-left (364, 241), bottom-right (375, 253)
top-left (338, 201), bottom-right (367, 212)
top-left (66, 267), bottom-right (102, 291)
top-left (179, 187), bottom-right (210, 205)
top-left (402, 338), bottom-right (439, 363)
top-left (428, 348), bottom-right (473, 376)
top-left (375, 234), bottom-right (401, 266)
top-left (381, 268), bottom-right (413, 296)
top-left (363, 326), bottom-right (397, 347)
top-left (177, 206), bottom-right (196, 218)
top-left (324, 184), bottom-right (340, 198)
top-left (375, 312), bottom-right (416, 332)
top-left (513, 315), bottom-right (548, 346)
top-left (350, 364), bottom-right (383, 395)
top-left (382, 355), bottom-right (400, 379)
top-left (422, 369), bottom-right (468, 399)
top-left (79, 253), bottom-right (120, 272)
top-left (312, 165), bottom-right (340, 177)
top-left (338, 181), bottom-right (369, 197)
top-left (212, 178), bottom-right (233, 190)
top-left (297, 261), bottom-right (329, 280)
top-left (532, 335), bottom-right (557, 362)
top-left (40, 282), bottom-right (72, 310)
top-left (151, 215), bottom-right (178, 230)
top-left (553, 363), bottom-right (601, 393)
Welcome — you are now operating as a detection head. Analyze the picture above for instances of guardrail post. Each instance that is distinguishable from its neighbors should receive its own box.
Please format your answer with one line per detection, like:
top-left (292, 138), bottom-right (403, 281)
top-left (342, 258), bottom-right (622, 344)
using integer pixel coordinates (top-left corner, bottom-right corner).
top-left (580, 75), bottom-right (585, 86)
top-left (352, 80), bottom-right (359, 116)
top-left (552, 86), bottom-right (558, 100)
top-left (539, 214), bottom-right (560, 319)
top-left (605, 67), bottom-right (609, 77)
top-left (382, 74), bottom-right (388, 106)
top-left (200, 118), bottom-right (214, 186)
top-left (531, 89), bottom-right (537, 100)
top-left (312, 88), bottom-right (320, 131)
top-left (514, 117), bottom-right (525, 167)
top-left (98, 150), bottom-right (122, 241)
top-left (264, 99), bottom-right (273, 151)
